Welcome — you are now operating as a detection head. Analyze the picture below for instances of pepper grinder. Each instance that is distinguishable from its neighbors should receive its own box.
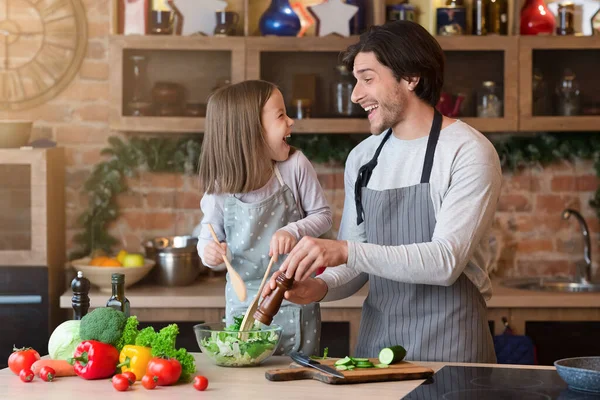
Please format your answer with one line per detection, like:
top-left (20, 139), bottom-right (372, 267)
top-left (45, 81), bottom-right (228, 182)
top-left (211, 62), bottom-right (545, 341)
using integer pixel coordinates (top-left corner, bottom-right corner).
top-left (253, 274), bottom-right (294, 326)
top-left (71, 270), bottom-right (91, 320)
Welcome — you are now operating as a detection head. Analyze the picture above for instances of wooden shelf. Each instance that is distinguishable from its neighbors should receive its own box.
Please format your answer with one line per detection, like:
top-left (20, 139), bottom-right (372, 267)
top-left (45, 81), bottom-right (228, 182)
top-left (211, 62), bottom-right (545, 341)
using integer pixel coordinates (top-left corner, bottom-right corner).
top-left (436, 35), bottom-right (518, 51)
top-left (519, 116), bottom-right (600, 132)
top-left (109, 34), bottom-right (247, 50)
top-left (112, 116), bottom-right (204, 133)
top-left (292, 118), bottom-right (369, 134)
top-left (519, 35), bottom-right (600, 50)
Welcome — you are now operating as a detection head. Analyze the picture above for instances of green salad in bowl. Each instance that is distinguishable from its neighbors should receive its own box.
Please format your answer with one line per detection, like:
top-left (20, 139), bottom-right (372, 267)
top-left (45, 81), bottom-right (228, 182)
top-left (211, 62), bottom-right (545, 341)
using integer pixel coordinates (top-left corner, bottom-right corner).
top-left (194, 317), bottom-right (282, 367)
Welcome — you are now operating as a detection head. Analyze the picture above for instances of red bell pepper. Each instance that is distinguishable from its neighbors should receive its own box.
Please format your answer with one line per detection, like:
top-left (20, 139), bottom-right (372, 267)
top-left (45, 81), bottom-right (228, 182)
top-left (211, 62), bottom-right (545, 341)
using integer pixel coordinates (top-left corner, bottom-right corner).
top-left (68, 340), bottom-right (119, 380)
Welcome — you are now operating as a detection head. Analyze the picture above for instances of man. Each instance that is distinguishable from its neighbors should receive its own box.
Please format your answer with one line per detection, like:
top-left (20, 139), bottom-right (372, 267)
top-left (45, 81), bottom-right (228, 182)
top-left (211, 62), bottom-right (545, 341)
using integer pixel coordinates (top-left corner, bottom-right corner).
top-left (263, 21), bottom-right (502, 363)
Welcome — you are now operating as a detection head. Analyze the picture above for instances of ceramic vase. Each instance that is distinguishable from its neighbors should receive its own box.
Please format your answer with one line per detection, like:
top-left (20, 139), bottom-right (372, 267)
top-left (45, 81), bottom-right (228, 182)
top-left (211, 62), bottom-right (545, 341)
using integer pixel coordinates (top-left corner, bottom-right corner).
top-left (259, 0), bottom-right (301, 36)
top-left (520, 0), bottom-right (556, 35)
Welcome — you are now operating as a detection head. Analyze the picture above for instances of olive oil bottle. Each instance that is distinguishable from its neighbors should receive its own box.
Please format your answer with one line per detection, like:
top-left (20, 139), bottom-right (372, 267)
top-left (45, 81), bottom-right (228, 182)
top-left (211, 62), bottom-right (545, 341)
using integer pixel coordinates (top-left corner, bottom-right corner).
top-left (106, 273), bottom-right (130, 317)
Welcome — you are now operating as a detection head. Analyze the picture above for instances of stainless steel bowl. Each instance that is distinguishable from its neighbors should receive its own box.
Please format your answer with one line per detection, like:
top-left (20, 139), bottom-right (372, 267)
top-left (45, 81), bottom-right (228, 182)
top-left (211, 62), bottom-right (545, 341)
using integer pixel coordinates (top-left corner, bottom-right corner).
top-left (144, 235), bottom-right (207, 286)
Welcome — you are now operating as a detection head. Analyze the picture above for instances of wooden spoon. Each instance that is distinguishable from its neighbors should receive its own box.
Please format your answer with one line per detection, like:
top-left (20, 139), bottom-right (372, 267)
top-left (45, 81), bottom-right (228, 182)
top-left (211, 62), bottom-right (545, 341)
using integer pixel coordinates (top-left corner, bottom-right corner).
top-left (238, 254), bottom-right (277, 339)
top-left (207, 224), bottom-right (247, 302)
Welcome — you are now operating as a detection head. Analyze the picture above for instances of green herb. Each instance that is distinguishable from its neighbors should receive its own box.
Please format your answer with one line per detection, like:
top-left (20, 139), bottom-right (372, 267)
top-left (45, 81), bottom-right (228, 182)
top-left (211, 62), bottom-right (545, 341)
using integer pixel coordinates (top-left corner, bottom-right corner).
top-left (115, 316), bottom-right (139, 352)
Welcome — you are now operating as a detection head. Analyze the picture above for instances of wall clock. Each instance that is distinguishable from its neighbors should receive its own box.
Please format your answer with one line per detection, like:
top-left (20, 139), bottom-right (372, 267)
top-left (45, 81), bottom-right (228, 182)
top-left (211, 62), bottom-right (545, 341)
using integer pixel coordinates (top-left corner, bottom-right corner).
top-left (0, 0), bottom-right (87, 111)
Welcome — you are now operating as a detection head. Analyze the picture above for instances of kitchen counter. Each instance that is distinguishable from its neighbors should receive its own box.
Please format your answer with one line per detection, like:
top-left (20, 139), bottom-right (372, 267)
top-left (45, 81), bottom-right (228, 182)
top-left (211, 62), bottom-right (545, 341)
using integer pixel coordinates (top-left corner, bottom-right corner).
top-left (0, 354), bottom-right (556, 400)
top-left (59, 276), bottom-right (600, 310)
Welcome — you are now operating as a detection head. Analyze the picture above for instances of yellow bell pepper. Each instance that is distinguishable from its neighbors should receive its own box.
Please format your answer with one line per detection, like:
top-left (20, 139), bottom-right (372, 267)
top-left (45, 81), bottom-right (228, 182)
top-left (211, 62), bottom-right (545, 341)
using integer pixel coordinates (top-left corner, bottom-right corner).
top-left (117, 345), bottom-right (152, 381)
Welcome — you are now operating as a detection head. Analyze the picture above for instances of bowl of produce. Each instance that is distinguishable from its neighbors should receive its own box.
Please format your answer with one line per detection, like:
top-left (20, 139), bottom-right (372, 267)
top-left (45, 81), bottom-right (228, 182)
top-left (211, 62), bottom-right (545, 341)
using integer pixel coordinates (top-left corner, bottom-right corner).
top-left (194, 319), bottom-right (282, 367)
top-left (71, 252), bottom-right (155, 292)
top-left (554, 357), bottom-right (600, 393)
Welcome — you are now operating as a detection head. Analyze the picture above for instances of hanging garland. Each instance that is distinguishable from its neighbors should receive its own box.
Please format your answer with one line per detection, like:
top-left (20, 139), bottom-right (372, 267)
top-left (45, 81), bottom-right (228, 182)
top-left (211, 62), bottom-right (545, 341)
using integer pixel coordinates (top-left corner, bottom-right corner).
top-left (70, 132), bottom-right (600, 260)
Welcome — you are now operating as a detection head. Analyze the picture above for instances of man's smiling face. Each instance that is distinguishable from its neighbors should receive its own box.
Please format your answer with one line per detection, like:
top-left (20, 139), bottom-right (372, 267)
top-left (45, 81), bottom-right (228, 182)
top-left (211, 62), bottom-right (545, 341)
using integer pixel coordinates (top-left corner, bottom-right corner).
top-left (350, 51), bottom-right (415, 135)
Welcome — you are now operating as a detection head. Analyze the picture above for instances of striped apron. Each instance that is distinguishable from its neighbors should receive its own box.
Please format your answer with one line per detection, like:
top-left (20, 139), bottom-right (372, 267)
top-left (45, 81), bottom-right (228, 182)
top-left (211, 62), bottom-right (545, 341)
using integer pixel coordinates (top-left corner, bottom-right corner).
top-left (353, 109), bottom-right (496, 363)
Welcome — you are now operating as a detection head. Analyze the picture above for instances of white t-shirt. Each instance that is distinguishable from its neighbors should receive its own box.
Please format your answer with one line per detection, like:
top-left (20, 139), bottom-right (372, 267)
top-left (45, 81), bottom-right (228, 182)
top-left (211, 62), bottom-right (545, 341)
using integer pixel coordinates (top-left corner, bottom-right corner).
top-left (318, 120), bottom-right (503, 301)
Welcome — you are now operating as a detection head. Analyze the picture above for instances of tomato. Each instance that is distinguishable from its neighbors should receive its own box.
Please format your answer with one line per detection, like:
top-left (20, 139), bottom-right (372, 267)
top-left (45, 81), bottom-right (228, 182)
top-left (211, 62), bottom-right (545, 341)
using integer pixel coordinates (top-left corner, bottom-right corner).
top-left (19, 368), bottom-right (34, 383)
top-left (141, 374), bottom-right (158, 390)
top-left (193, 375), bottom-right (209, 391)
top-left (146, 357), bottom-right (182, 386)
top-left (112, 374), bottom-right (130, 392)
top-left (121, 371), bottom-right (136, 385)
top-left (8, 347), bottom-right (41, 375)
top-left (39, 366), bottom-right (56, 382)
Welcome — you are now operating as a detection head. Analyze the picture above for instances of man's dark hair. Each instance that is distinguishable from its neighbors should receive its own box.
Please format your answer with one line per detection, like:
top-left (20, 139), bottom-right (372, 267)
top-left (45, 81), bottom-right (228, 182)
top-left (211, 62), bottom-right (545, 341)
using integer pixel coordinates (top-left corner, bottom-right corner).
top-left (342, 20), bottom-right (445, 106)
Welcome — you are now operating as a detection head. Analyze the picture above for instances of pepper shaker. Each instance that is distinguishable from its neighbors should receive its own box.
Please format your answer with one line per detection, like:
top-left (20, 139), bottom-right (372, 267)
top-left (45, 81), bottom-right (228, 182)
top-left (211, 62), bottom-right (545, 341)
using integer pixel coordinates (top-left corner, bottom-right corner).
top-left (71, 271), bottom-right (91, 320)
top-left (253, 274), bottom-right (294, 326)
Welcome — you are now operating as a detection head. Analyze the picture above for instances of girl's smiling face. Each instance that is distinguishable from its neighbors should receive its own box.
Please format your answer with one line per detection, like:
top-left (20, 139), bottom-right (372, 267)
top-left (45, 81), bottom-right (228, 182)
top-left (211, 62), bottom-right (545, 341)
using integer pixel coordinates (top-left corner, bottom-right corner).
top-left (261, 89), bottom-right (294, 162)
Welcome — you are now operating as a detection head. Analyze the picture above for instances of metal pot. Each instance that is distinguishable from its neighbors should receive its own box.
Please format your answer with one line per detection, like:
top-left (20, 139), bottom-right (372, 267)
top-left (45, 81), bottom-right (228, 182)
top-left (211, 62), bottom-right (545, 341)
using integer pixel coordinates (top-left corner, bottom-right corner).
top-left (144, 235), bottom-right (207, 286)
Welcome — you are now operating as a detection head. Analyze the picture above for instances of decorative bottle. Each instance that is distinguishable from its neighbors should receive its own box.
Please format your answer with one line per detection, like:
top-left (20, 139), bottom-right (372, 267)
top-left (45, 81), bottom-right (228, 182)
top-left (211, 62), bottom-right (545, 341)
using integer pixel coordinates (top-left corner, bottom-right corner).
top-left (259, 0), bottom-right (301, 37)
top-left (106, 273), bottom-right (131, 317)
top-left (520, 0), bottom-right (555, 35)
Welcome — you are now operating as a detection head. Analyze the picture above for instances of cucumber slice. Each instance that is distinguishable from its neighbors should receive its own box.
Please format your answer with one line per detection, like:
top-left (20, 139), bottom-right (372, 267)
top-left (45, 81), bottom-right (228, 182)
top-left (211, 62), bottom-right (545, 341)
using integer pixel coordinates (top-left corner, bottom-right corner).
top-left (334, 356), bottom-right (353, 366)
top-left (374, 364), bottom-right (389, 368)
top-left (347, 365), bottom-right (355, 370)
top-left (378, 346), bottom-right (407, 365)
top-left (336, 365), bottom-right (348, 371)
top-left (356, 363), bottom-right (375, 368)
top-left (352, 357), bottom-right (370, 362)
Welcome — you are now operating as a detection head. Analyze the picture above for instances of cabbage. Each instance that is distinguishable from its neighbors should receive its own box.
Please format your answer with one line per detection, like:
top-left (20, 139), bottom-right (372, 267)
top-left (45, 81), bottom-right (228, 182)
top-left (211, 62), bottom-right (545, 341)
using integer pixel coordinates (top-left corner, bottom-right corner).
top-left (48, 320), bottom-right (81, 360)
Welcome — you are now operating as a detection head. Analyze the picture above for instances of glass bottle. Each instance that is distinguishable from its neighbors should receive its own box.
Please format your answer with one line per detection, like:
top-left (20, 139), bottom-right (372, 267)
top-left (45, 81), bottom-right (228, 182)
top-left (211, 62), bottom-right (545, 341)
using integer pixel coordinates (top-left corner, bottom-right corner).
top-left (477, 81), bottom-right (503, 118)
top-left (253, 274), bottom-right (294, 326)
top-left (331, 65), bottom-right (362, 117)
top-left (129, 55), bottom-right (149, 103)
top-left (532, 68), bottom-right (551, 116)
top-left (487, 0), bottom-right (508, 35)
top-left (555, 68), bottom-right (580, 116)
top-left (556, 2), bottom-right (575, 35)
top-left (106, 273), bottom-right (131, 317)
top-left (472, 0), bottom-right (487, 35)
top-left (436, 0), bottom-right (467, 35)
top-left (520, 0), bottom-right (555, 35)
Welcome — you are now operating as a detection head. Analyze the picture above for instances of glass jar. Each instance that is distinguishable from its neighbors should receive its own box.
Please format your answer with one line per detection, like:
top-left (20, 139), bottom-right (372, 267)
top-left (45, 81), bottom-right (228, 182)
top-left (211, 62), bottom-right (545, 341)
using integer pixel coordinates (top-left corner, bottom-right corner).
top-left (556, 2), bottom-right (575, 35)
top-left (532, 68), bottom-right (551, 116)
top-left (129, 55), bottom-right (149, 104)
top-left (331, 65), bottom-right (362, 117)
top-left (291, 98), bottom-right (311, 119)
top-left (477, 81), bottom-right (503, 118)
top-left (555, 68), bottom-right (580, 116)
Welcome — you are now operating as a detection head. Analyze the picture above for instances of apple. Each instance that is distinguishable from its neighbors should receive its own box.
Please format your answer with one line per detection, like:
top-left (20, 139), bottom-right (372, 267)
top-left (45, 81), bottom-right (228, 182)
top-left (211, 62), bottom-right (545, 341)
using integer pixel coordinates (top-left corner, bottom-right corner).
top-left (122, 253), bottom-right (145, 268)
top-left (116, 249), bottom-right (128, 264)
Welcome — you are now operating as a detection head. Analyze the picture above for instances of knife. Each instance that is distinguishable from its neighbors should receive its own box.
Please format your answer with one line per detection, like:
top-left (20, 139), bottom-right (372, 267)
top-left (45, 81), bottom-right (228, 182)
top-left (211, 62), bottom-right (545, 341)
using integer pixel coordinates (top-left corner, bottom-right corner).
top-left (290, 352), bottom-right (346, 379)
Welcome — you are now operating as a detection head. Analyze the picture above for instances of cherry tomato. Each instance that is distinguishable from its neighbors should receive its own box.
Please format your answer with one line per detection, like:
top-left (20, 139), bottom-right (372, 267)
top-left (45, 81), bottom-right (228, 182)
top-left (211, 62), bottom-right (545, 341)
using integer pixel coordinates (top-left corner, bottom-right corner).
top-left (141, 374), bottom-right (158, 390)
top-left (39, 366), bottom-right (56, 382)
top-left (121, 371), bottom-right (136, 385)
top-left (19, 368), bottom-right (34, 383)
top-left (193, 375), bottom-right (209, 391)
top-left (112, 374), bottom-right (130, 392)
top-left (8, 347), bottom-right (41, 375)
top-left (146, 357), bottom-right (182, 386)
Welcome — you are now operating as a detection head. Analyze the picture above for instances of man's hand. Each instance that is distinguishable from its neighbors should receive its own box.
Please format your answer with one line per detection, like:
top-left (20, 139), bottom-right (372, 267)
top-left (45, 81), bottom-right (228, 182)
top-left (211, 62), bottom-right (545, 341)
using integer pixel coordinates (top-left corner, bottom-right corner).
top-left (261, 271), bottom-right (328, 304)
top-left (279, 237), bottom-right (348, 282)
top-left (203, 241), bottom-right (227, 266)
top-left (269, 230), bottom-right (298, 262)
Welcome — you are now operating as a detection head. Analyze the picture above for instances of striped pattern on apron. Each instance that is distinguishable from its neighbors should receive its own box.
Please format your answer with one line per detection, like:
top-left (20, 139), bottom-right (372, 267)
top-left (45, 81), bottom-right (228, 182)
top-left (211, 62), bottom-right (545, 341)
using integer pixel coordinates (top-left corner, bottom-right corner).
top-left (354, 109), bottom-right (496, 363)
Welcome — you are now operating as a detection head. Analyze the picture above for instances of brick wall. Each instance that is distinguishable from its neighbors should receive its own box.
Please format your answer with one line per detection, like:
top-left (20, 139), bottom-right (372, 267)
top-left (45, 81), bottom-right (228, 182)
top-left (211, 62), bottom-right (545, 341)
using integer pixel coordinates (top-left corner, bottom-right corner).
top-left (1, 0), bottom-right (597, 280)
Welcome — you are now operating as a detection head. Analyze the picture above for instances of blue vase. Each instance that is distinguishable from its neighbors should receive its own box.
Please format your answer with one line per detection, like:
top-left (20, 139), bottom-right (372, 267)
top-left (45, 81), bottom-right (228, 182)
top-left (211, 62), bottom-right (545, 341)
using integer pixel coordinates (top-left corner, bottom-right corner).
top-left (259, 0), bottom-right (301, 36)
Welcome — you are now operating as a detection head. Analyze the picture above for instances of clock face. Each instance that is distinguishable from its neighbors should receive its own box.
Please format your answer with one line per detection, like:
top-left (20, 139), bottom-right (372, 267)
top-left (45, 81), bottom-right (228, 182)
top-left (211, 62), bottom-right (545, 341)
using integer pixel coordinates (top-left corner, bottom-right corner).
top-left (0, 0), bottom-right (87, 110)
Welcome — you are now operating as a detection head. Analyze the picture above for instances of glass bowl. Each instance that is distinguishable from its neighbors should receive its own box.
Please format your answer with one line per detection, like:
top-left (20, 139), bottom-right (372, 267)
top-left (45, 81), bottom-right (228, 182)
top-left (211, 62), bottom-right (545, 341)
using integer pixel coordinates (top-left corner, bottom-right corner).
top-left (193, 322), bottom-right (282, 367)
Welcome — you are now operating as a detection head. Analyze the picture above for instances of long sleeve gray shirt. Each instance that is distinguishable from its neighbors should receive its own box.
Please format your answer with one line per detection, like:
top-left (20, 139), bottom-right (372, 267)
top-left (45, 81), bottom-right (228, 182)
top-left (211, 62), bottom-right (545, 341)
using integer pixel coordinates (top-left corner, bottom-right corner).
top-left (318, 120), bottom-right (502, 302)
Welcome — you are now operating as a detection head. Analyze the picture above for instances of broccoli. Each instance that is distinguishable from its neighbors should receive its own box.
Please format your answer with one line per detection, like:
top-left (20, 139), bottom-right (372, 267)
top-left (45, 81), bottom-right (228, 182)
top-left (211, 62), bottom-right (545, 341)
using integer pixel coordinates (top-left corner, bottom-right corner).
top-left (79, 307), bottom-right (127, 346)
top-left (115, 316), bottom-right (140, 351)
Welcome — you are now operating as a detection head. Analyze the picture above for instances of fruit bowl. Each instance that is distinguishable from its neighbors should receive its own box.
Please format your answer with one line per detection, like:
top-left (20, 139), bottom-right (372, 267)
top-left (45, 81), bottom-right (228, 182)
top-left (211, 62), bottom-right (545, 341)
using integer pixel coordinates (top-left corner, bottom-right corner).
top-left (71, 257), bottom-right (155, 293)
top-left (193, 322), bottom-right (282, 367)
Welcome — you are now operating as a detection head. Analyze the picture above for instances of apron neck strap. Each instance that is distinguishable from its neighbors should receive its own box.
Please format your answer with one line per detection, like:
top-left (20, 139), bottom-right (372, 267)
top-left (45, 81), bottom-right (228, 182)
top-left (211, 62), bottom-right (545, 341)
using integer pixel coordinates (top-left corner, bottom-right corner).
top-left (273, 164), bottom-right (285, 187)
top-left (419, 108), bottom-right (443, 184)
top-left (354, 128), bottom-right (393, 225)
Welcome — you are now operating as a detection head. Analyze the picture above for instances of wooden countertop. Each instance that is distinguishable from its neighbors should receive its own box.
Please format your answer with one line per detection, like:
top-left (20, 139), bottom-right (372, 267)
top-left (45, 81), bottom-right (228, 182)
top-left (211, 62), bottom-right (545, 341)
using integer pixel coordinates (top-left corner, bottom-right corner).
top-left (0, 354), bottom-right (556, 400)
top-left (59, 276), bottom-right (600, 310)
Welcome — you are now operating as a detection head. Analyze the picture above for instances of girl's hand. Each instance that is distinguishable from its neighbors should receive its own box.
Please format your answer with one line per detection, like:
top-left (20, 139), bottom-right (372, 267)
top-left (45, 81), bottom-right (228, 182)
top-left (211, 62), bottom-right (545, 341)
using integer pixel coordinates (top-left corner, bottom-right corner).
top-left (269, 230), bottom-right (298, 262)
top-left (203, 241), bottom-right (227, 266)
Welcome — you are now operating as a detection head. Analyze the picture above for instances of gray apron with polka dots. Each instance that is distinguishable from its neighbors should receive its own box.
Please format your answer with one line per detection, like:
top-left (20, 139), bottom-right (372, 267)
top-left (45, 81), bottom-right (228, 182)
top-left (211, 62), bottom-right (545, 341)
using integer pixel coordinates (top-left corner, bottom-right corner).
top-left (223, 165), bottom-right (321, 356)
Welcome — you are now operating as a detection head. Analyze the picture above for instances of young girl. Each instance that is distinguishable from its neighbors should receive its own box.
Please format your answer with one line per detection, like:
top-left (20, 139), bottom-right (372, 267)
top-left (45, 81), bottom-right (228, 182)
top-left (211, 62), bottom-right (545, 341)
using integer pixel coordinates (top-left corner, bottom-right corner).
top-left (196, 80), bottom-right (332, 356)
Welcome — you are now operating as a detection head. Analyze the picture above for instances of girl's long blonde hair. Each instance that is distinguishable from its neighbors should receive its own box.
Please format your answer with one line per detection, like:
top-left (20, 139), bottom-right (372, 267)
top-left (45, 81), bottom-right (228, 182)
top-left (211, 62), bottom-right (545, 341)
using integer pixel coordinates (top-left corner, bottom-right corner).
top-left (199, 80), bottom-right (277, 194)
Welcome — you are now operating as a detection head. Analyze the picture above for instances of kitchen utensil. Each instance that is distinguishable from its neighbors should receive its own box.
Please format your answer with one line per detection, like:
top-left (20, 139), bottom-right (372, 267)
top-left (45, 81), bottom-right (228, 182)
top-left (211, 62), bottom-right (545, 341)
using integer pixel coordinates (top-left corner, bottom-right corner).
top-left (289, 352), bottom-right (345, 379)
top-left (144, 235), bottom-right (207, 286)
top-left (71, 257), bottom-right (155, 293)
top-left (193, 321), bottom-right (283, 367)
top-left (265, 357), bottom-right (434, 384)
top-left (554, 356), bottom-right (600, 393)
top-left (0, 120), bottom-right (32, 148)
top-left (207, 224), bottom-right (247, 302)
top-left (238, 255), bottom-right (276, 338)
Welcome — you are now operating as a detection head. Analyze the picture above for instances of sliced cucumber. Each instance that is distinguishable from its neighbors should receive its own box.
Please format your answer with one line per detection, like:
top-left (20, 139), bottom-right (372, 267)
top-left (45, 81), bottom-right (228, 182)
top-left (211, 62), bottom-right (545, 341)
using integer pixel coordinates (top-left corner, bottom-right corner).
top-left (336, 365), bottom-right (348, 371)
top-left (378, 345), bottom-right (407, 365)
top-left (374, 364), bottom-right (389, 368)
top-left (347, 365), bottom-right (355, 371)
top-left (334, 356), bottom-right (353, 366)
top-left (351, 357), bottom-right (370, 362)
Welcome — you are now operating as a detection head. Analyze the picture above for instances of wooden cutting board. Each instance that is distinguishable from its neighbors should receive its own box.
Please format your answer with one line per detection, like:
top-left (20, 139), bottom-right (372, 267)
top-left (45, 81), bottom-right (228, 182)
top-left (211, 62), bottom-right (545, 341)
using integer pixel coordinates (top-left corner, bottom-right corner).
top-left (265, 358), bottom-right (434, 385)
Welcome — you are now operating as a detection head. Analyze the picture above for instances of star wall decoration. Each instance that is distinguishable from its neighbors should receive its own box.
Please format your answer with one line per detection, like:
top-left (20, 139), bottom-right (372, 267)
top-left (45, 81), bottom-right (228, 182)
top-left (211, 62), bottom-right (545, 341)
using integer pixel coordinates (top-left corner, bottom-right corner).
top-left (173, 0), bottom-right (228, 36)
top-left (309, 0), bottom-right (358, 37)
